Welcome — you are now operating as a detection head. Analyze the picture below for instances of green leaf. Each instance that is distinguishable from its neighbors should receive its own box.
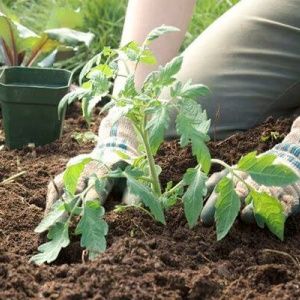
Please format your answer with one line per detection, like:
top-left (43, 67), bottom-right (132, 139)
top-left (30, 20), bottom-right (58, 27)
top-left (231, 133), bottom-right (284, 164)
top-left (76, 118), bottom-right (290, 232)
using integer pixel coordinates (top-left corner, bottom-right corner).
top-left (46, 7), bottom-right (84, 29)
top-left (251, 191), bottom-right (286, 240)
top-left (215, 177), bottom-right (241, 240)
top-left (122, 41), bottom-right (157, 65)
top-left (125, 173), bottom-right (166, 224)
top-left (63, 158), bottom-right (92, 195)
top-left (180, 83), bottom-right (209, 99)
top-left (30, 222), bottom-right (70, 265)
top-left (35, 200), bottom-right (66, 233)
top-left (237, 152), bottom-right (299, 186)
top-left (75, 200), bottom-right (108, 260)
top-left (140, 49), bottom-right (157, 65)
top-left (146, 105), bottom-right (170, 154)
top-left (144, 56), bottom-right (183, 89)
top-left (44, 28), bottom-right (94, 48)
top-left (171, 80), bottom-right (209, 99)
top-left (0, 12), bottom-right (39, 65)
top-left (122, 41), bottom-right (140, 61)
top-left (90, 64), bottom-right (114, 78)
top-left (176, 99), bottom-right (210, 145)
top-left (58, 88), bottom-right (90, 119)
top-left (145, 25), bottom-right (179, 43)
top-left (237, 152), bottom-right (275, 170)
top-left (182, 167), bottom-right (207, 228)
top-left (191, 138), bottom-right (211, 174)
top-left (176, 99), bottom-right (211, 172)
top-left (79, 52), bottom-right (102, 85)
top-left (119, 75), bottom-right (137, 98)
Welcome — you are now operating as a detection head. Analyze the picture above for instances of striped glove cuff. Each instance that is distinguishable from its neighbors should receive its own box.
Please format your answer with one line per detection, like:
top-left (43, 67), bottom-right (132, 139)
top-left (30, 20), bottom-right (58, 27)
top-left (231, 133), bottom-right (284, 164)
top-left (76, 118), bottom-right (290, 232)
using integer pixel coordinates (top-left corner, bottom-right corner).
top-left (91, 107), bottom-right (139, 164)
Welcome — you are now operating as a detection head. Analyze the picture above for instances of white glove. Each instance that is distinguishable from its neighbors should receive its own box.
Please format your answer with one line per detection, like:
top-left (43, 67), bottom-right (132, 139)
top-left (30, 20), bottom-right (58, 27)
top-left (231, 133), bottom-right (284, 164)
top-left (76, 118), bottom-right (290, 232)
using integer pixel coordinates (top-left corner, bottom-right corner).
top-left (46, 108), bottom-right (139, 214)
top-left (201, 117), bottom-right (300, 225)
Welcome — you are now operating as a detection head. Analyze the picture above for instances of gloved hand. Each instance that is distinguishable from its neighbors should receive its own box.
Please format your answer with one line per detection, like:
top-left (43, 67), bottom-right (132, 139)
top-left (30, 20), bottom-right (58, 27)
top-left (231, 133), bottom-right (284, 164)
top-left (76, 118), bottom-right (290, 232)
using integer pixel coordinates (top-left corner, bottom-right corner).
top-left (46, 108), bottom-right (139, 214)
top-left (201, 116), bottom-right (300, 225)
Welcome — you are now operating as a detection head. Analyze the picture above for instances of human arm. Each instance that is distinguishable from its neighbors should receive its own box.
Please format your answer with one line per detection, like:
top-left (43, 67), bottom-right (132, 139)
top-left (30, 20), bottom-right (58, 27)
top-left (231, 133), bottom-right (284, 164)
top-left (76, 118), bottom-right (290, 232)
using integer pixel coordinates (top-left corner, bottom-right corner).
top-left (114, 0), bottom-right (196, 94)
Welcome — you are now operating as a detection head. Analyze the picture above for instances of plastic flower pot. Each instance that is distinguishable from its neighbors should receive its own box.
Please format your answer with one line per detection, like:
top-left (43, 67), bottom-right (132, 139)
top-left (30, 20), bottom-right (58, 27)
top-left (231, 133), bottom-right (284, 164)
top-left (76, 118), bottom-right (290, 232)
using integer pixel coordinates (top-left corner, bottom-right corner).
top-left (0, 67), bottom-right (72, 149)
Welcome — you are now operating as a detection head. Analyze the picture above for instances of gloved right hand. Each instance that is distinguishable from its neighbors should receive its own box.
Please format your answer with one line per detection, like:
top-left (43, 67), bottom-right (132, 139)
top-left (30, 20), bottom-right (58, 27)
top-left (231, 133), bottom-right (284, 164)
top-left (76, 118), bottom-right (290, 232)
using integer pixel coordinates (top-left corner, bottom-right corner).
top-left (46, 108), bottom-right (139, 214)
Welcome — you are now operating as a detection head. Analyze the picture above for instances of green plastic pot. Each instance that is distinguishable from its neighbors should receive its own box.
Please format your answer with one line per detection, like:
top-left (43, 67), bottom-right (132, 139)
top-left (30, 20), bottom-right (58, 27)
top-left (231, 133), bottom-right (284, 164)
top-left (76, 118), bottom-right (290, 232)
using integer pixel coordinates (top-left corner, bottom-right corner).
top-left (0, 67), bottom-right (72, 149)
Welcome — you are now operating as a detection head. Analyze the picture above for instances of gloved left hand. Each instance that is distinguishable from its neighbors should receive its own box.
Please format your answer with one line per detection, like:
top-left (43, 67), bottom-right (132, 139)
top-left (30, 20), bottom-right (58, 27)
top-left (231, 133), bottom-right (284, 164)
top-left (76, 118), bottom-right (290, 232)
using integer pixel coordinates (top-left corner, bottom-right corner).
top-left (201, 117), bottom-right (300, 226)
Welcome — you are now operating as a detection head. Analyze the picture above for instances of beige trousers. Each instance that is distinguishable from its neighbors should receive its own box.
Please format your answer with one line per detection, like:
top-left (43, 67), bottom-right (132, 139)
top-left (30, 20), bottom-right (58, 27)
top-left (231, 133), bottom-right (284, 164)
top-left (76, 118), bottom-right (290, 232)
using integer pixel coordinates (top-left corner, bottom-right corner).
top-left (168, 0), bottom-right (300, 139)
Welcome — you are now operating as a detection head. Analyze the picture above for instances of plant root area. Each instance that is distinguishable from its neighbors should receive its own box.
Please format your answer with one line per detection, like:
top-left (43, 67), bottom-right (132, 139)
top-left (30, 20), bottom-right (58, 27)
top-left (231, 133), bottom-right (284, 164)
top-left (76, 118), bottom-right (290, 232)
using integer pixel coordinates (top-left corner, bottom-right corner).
top-left (1, 105), bottom-right (300, 300)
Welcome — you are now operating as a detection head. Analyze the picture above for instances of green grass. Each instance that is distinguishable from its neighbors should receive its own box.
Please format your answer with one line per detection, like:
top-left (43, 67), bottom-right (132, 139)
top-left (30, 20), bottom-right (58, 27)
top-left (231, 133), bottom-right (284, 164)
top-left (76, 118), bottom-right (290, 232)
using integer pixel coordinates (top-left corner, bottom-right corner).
top-left (3, 0), bottom-right (239, 74)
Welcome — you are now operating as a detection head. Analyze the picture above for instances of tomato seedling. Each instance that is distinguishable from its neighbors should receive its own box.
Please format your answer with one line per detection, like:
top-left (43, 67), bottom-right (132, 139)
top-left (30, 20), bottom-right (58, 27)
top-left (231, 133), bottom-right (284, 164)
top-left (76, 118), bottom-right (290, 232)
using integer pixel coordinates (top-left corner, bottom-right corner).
top-left (31, 26), bottom-right (299, 265)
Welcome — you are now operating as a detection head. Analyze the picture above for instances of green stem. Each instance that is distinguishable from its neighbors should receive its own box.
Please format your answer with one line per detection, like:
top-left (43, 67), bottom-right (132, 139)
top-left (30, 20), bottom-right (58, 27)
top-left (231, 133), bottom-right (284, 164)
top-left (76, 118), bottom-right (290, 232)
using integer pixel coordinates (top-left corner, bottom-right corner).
top-left (211, 158), bottom-right (232, 171)
top-left (211, 158), bottom-right (253, 192)
top-left (164, 180), bottom-right (185, 197)
top-left (65, 183), bottom-right (96, 225)
top-left (138, 120), bottom-right (161, 196)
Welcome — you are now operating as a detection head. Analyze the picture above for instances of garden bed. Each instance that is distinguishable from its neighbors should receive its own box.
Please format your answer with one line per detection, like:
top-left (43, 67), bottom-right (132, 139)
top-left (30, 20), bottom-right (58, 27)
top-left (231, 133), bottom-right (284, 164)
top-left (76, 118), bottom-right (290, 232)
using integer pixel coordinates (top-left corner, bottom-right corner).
top-left (1, 105), bottom-right (300, 300)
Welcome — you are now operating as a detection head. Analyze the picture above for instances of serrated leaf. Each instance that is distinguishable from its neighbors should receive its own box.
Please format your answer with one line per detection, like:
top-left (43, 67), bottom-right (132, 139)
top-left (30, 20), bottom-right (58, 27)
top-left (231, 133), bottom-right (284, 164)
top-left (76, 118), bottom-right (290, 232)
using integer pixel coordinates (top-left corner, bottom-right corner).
top-left (215, 177), bottom-right (241, 240)
top-left (125, 173), bottom-right (165, 224)
top-left (64, 158), bottom-right (92, 195)
top-left (119, 75), bottom-right (137, 98)
top-left (180, 83), bottom-right (209, 99)
top-left (145, 25), bottom-right (179, 43)
top-left (30, 222), bottom-right (70, 265)
top-left (144, 56), bottom-right (183, 89)
top-left (251, 191), bottom-right (285, 240)
top-left (35, 200), bottom-right (66, 233)
top-left (182, 167), bottom-right (207, 228)
top-left (171, 80), bottom-right (209, 99)
top-left (75, 200), bottom-right (108, 260)
top-left (237, 152), bottom-right (299, 186)
top-left (146, 105), bottom-right (170, 154)
top-left (176, 99), bottom-right (211, 172)
top-left (90, 64), bottom-right (114, 78)
top-left (176, 99), bottom-right (210, 145)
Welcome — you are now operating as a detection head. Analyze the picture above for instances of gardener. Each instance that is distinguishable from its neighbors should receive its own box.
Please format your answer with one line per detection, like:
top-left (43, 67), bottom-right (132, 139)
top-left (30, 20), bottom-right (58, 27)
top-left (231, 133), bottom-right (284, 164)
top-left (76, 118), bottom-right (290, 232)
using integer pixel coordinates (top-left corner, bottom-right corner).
top-left (47, 0), bottom-right (300, 224)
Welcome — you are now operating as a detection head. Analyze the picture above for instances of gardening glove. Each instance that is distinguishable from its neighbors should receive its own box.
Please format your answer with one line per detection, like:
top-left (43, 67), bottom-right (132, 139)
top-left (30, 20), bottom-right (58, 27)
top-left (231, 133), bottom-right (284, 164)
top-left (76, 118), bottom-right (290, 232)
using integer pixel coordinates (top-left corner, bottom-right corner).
top-left (46, 108), bottom-right (139, 214)
top-left (201, 116), bottom-right (300, 226)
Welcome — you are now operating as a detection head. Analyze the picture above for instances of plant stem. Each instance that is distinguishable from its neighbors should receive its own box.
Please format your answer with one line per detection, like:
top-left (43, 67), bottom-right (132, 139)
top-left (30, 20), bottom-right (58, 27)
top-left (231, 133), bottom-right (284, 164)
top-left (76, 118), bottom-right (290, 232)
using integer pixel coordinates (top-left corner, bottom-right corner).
top-left (164, 180), bottom-right (185, 197)
top-left (138, 120), bottom-right (161, 196)
top-left (211, 158), bottom-right (253, 191)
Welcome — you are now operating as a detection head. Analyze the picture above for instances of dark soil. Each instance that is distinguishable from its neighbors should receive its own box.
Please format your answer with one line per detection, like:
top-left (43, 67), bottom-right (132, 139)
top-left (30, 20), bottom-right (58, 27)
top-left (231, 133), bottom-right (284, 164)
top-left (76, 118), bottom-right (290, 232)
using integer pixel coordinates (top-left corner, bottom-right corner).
top-left (1, 105), bottom-right (300, 300)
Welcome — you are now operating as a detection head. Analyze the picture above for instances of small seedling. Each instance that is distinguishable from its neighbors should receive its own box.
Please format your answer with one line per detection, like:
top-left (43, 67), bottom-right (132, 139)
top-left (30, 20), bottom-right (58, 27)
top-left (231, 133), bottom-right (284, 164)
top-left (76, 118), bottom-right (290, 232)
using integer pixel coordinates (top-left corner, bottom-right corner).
top-left (72, 131), bottom-right (98, 145)
top-left (31, 25), bottom-right (299, 265)
top-left (260, 131), bottom-right (281, 142)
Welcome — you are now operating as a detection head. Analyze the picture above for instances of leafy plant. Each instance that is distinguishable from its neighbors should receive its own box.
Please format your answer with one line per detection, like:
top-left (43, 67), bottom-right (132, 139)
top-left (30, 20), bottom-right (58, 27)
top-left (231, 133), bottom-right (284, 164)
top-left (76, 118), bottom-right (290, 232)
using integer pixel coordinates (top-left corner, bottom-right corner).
top-left (0, 7), bottom-right (94, 67)
top-left (71, 131), bottom-right (98, 145)
top-left (31, 25), bottom-right (299, 265)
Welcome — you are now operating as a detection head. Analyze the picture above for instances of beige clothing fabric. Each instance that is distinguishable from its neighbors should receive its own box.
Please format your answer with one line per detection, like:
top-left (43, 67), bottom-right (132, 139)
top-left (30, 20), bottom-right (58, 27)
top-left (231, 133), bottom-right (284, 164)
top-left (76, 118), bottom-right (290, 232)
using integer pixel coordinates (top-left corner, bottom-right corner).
top-left (167, 0), bottom-right (300, 139)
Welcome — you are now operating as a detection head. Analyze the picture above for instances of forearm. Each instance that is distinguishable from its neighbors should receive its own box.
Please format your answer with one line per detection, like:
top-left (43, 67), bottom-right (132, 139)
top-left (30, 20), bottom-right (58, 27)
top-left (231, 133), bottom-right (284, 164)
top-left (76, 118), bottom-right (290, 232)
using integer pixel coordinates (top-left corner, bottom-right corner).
top-left (115, 0), bottom-right (196, 91)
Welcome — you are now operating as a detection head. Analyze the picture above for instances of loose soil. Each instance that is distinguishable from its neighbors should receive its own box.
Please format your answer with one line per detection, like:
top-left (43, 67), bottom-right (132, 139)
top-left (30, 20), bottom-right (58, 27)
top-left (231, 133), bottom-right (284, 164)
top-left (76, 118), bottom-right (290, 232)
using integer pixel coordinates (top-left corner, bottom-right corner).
top-left (1, 105), bottom-right (300, 300)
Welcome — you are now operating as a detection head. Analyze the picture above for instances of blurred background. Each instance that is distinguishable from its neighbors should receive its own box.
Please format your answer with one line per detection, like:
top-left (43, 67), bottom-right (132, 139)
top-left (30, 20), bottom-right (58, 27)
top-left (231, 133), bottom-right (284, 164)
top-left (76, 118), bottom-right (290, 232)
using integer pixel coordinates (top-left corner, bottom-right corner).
top-left (2, 0), bottom-right (239, 76)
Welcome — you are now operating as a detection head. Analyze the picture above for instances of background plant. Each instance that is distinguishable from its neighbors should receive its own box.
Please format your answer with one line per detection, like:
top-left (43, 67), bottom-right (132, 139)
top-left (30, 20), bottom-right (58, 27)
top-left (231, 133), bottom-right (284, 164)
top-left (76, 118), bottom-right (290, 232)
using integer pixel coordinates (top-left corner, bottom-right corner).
top-left (0, 6), bottom-right (94, 67)
top-left (31, 26), bottom-right (298, 265)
